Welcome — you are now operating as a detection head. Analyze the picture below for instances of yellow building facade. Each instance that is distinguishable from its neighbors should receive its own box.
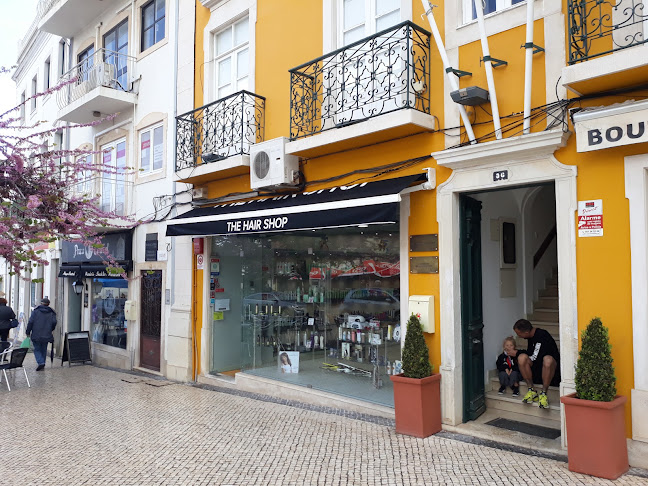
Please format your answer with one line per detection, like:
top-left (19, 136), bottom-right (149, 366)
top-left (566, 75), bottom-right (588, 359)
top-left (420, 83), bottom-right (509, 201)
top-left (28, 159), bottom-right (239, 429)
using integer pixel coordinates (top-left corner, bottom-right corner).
top-left (168, 0), bottom-right (648, 466)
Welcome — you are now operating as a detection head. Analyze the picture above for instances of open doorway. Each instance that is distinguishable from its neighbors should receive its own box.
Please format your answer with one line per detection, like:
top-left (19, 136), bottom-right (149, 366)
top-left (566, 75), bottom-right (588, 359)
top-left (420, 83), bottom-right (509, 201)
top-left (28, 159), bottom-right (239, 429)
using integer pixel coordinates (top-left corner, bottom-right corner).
top-left (460, 183), bottom-right (561, 436)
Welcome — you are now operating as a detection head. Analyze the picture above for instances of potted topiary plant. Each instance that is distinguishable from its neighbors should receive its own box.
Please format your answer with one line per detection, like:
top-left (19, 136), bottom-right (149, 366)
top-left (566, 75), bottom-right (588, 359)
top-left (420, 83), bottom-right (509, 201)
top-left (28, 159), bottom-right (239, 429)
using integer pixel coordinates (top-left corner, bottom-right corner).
top-left (390, 314), bottom-right (441, 438)
top-left (560, 317), bottom-right (628, 479)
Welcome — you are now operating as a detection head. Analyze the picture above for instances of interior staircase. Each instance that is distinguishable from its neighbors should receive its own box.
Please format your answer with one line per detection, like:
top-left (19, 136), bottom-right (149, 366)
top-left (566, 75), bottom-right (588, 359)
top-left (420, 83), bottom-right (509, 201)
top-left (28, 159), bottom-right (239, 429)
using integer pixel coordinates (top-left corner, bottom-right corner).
top-left (484, 268), bottom-right (561, 430)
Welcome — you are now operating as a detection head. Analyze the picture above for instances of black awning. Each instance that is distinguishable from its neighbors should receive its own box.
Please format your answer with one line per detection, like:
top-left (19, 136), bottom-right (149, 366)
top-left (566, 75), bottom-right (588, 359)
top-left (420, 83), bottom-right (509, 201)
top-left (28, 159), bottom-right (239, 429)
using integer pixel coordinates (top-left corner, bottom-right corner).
top-left (58, 262), bottom-right (132, 279)
top-left (166, 173), bottom-right (423, 237)
top-left (58, 266), bottom-right (80, 278)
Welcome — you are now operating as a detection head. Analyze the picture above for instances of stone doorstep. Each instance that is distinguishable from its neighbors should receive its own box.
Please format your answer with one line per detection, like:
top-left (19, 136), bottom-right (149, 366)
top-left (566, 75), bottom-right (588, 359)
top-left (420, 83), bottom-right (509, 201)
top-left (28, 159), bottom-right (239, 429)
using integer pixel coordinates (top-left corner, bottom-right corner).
top-left (539, 285), bottom-right (558, 298)
top-left (485, 391), bottom-right (561, 421)
top-left (488, 376), bottom-right (560, 402)
top-left (535, 296), bottom-right (559, 310)
top-left (530, 309), bottom-right (560, 321)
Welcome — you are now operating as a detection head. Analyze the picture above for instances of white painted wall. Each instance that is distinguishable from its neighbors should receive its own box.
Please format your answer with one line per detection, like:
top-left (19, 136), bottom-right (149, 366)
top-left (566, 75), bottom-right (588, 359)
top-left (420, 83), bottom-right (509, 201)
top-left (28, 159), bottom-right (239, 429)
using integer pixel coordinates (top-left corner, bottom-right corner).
top-left (472, 188), bottom-right (526, 380)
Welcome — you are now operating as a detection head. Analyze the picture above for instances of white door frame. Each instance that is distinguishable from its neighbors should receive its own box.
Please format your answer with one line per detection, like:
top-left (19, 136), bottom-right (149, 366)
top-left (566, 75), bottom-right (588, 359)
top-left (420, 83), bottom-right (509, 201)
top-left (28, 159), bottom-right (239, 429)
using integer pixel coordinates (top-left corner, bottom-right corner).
top-left (432, 130), bottom-right (578, 442)
top-left (624, 154), bottom-right (648, 444)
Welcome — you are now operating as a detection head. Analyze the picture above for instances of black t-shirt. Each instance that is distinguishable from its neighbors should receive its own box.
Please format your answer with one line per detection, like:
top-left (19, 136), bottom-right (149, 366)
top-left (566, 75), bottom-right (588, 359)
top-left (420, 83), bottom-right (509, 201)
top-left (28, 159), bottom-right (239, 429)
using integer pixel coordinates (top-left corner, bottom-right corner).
top-left (522, 328), bottom-right (559, 363)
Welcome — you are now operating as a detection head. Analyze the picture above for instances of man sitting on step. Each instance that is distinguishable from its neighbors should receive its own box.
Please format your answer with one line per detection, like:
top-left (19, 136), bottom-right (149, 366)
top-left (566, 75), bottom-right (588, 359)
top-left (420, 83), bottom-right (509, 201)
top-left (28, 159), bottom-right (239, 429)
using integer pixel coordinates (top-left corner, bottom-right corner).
top-left (513, 318), bottom-right (561, 409)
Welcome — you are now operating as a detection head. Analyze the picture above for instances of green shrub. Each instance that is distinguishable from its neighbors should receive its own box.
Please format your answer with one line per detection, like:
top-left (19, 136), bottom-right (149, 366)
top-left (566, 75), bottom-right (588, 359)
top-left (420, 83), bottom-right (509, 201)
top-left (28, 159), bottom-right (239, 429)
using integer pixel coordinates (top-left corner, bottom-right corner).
top-left (402, 314), bottom-right (432, 379)
top-left (575, 317), bottom-right (616, 402)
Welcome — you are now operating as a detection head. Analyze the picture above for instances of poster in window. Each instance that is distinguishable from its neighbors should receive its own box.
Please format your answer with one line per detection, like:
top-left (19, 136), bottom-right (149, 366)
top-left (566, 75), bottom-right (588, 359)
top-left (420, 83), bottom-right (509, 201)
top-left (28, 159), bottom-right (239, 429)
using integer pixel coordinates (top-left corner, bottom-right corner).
top-left (278, 351), bottom-right (299, 373)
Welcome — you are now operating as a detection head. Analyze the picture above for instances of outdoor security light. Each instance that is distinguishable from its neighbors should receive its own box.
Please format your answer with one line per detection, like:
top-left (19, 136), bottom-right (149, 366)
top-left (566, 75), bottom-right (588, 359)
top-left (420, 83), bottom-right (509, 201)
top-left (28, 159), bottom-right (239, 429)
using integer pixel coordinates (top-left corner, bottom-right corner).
top-left (72, 279), bottom-right (84, 296)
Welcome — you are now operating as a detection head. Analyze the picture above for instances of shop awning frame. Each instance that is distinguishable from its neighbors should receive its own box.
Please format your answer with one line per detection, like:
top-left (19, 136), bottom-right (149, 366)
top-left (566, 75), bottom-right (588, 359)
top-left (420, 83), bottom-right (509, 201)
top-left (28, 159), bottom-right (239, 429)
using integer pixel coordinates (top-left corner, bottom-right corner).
top-left (58, 262), bottom-right (132, 279)
top-left (166, 174), bottom-right (424, 237)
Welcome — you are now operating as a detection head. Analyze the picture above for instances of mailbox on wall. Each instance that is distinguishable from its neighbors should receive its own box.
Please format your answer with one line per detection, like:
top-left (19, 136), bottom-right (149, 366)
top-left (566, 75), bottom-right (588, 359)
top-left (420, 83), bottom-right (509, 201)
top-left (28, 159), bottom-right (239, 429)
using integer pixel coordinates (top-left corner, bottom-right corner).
top-left (408, 295), bottom-right (435, 333)
top-left (124, 300), bottom-right (137, 321)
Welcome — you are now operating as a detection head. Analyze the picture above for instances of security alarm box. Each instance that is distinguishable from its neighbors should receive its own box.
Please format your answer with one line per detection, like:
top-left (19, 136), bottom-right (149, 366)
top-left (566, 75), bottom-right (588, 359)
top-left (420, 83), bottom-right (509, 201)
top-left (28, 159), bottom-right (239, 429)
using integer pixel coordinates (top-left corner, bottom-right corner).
top-left (408, 295), bottom-right (435, 333)
top-left (450, 86), bottom-right (490, 106)
top-left (124, 300), bottom-right (137, 321)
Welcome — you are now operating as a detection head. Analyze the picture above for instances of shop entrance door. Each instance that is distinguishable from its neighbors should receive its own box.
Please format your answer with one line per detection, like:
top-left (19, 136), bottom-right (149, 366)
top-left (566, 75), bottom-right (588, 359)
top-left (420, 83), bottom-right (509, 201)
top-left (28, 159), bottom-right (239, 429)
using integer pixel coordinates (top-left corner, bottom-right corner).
top-left (460, 195), bottom-right (486, 422)
top-left (66, 280), bottom-right (82, 333)
top-left (140, 270), bottom-right (162, 370)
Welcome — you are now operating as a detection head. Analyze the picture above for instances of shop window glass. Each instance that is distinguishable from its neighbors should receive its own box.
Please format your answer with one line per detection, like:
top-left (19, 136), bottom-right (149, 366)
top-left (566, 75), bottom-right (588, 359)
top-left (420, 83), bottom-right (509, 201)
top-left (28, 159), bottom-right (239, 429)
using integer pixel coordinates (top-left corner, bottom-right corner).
top-left (209, 223), bottom-right (401, 406)
top-left (91, 278), bottom-right (128, 349)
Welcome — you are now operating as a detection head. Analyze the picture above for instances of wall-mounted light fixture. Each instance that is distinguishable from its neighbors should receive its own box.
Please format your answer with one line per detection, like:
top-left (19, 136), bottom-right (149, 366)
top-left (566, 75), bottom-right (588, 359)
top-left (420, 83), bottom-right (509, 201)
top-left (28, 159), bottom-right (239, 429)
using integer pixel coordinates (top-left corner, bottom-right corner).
top-left (72, 279), bottom-right (84, 296)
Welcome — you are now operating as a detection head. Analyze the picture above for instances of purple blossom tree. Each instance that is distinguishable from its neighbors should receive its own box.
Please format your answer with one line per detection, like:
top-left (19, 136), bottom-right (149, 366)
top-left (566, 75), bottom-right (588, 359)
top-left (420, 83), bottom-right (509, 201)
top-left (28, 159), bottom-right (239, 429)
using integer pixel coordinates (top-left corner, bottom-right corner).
top-left (0, 77), bottom-right (137, 277)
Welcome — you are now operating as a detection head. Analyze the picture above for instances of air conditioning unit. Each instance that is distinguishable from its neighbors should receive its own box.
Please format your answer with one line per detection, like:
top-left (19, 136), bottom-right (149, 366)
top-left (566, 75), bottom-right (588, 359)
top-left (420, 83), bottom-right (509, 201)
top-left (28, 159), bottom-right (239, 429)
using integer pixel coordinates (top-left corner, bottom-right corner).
top-left (192, 186), bottom-right (208, 200)
top-left (95, 62), bottom-right (116, 88)
top-left (249, 137), bottom-right (299, 190)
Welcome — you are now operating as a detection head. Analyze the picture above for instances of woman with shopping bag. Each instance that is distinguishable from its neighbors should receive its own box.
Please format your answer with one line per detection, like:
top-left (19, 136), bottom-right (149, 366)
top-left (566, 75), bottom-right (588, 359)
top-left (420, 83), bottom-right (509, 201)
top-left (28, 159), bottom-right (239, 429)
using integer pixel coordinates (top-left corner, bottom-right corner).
top-left (0, 297), bottom-right (17, 343)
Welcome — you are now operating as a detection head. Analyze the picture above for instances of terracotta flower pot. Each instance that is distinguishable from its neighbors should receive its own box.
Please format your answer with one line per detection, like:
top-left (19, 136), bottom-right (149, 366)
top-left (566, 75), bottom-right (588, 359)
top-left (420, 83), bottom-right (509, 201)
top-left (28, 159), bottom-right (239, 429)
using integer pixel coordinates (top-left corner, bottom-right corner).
top-left (560, 393), bottom-right (629, 480)
top-left (390, 373), bottom-right (441, 438)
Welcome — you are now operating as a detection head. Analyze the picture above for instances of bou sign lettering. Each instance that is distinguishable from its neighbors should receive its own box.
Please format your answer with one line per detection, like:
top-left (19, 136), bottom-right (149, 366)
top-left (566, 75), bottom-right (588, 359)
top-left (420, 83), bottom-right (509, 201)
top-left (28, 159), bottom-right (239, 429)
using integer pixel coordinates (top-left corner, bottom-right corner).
top-left (227, 216), bottom-right (289, 233)
top-left (575, 104), bottom-right (648, 152)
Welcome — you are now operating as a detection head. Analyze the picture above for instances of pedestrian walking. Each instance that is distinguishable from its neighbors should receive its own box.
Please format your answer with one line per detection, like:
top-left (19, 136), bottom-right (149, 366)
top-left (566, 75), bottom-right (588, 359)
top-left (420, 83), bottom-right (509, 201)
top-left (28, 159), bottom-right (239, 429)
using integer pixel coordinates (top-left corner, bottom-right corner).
top-left (26, 297), bottom-right (57, 371)
top-left (0, 297), bottom-right (17, 342)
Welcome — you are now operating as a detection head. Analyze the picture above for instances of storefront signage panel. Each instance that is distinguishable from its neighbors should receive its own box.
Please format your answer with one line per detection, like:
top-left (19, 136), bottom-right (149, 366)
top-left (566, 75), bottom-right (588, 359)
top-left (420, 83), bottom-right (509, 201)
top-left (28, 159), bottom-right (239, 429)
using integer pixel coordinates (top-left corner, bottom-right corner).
top-left (575, 102), bottom-right (648, 152)
top-left (61, 232), bottom-right (132, 263)
top-left (169, 204), bottom-right (398, 237)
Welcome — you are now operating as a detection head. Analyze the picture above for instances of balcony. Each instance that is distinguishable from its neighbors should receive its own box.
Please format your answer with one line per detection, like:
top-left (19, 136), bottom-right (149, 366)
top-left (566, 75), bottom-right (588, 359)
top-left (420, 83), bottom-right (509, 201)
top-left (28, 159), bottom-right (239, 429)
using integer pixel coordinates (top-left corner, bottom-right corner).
top-left (56, 49), bottom-right (137, 124)
top-left (38, 0), bottom-right (112, 37)
top-left (563, 0), bottom-right (648, 95)
top-left (286, 21), bottom-right (435, 158)
top-left (175, 91), bottom-right (266, 185)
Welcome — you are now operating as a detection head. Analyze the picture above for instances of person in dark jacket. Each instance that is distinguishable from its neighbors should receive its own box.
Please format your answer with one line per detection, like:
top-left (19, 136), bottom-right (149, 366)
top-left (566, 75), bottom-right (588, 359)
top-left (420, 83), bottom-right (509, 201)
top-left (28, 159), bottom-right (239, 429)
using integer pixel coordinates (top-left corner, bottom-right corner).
top-left (0, 297), bottom-right (17, 342)
top-left (495, 336), bottom-right (521, 396)
top-left (26, 297), bottom-right (57, 371)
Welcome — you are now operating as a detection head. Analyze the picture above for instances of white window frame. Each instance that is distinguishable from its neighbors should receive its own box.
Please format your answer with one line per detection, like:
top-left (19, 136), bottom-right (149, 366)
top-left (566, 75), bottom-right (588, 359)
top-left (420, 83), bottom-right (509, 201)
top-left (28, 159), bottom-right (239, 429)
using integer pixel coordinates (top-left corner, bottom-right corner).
top-left (213, 16), bottom-right (250, 100)
top-left (100, 138), bottom-right (127, 216)
top-left (139, 122), bottom-right (164, 175)
top-left (203, 0), bottom-right (256, 105)
top-left (74, 154), bottom-right (94, 196)
top-left (337, 0), bottom-right (401, 47)
top-left (44, 58), bottom-right (51, 91)
top-left (323, 0), bottom-right (411, 52)
top-left (31, 76), bottom-right (37, 112)
top-left (461, 0), bottom-right (526, 25)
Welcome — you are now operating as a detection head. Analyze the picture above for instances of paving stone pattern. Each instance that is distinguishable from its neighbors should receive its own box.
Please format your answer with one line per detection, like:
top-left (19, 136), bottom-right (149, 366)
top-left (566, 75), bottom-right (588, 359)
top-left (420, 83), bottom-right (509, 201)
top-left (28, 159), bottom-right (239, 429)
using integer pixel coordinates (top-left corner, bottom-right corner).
top-left (0, 356), bottom-right (646, 486)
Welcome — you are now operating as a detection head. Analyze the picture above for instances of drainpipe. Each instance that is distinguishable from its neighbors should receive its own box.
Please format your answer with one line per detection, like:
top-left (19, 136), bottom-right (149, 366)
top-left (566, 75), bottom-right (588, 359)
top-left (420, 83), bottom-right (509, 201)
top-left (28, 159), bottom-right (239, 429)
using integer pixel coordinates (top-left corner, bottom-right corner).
top-left (420, 0), bottom-right (476, 143)
top-left (522, 0), bottom-right (535, 134)
top-left (473, 0), bottom-right (502, 139)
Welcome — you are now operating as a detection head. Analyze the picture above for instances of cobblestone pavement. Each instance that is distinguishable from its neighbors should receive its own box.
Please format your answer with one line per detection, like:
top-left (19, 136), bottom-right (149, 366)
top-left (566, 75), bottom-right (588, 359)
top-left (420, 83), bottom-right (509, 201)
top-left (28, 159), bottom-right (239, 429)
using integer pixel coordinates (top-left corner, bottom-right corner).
top-left (1, 356), bottom-right (646, 486)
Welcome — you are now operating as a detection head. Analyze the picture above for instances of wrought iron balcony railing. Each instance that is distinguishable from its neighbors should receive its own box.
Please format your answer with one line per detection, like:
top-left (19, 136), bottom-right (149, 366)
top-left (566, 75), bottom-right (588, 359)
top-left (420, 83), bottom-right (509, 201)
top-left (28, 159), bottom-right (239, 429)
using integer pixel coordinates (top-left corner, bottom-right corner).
top-left (568, 0), bottom-right (648, 64)
top-left (289, 21), bottom-right (431, 140)
top-left (175, 90), bottom-right (266, 172)
top-left (57, 48), bottom-right (136, 110)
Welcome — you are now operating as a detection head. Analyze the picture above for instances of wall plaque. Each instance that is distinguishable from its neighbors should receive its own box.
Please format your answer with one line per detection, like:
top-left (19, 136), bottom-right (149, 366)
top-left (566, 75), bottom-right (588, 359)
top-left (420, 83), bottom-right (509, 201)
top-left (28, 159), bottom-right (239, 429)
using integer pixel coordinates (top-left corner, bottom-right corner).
top-left (410, 256), bottom-right (439, 274)
top-left (410, 234), bottom-right (438, 252)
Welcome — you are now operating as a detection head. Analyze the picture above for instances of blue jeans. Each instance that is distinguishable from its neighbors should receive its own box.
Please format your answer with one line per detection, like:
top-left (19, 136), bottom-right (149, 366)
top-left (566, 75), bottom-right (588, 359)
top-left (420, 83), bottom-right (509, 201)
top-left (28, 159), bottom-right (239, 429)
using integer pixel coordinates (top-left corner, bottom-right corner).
top-left (32, 340), bottom-right (49, 366)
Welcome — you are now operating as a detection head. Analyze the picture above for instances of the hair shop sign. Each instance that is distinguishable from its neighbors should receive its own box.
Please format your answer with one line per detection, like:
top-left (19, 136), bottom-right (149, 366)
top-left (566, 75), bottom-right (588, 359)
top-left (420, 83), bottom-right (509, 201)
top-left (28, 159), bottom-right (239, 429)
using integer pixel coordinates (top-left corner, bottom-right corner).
top-left (61, 232), bottom-right (132, 263)
top-left (575, 101), bottom-right (648, 153)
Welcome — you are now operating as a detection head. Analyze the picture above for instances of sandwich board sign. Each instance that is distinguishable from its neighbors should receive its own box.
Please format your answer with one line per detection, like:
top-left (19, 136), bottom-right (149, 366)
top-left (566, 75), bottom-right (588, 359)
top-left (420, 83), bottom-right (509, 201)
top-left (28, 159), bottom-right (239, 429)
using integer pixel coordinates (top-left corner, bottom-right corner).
top-left (61, 331), bottom-right (92, 366)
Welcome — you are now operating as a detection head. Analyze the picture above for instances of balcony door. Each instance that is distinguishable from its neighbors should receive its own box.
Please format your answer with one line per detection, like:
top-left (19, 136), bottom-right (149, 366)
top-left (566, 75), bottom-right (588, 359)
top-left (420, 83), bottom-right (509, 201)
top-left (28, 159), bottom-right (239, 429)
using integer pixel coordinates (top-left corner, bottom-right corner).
top-left (104, 19), bottom-right (129, 90)
top-left (330, 0), bottom-right (402, 127)
top-left (100, 138), bottom-right (127, 216)
top-left (202, 17), bottom-right (253, 161)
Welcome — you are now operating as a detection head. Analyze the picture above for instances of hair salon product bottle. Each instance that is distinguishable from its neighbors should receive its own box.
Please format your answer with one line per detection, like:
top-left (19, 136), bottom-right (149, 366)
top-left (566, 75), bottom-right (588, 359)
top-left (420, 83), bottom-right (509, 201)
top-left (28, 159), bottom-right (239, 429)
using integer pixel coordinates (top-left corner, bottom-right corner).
top-left (351, 330), bottom-right (356, 343)
top-left (338, 326), bottom-right (343, 340)
top-left (387, 361), bottom-right (391, 375)
top-left (320, 335), bottom-right (325, 350)
top-left (297, 287), bottom-right (301, 302)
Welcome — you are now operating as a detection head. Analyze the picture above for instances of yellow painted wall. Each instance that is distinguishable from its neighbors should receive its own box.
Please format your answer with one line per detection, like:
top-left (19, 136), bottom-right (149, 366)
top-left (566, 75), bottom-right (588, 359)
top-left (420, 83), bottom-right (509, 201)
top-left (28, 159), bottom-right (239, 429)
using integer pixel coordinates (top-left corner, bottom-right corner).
top-left (191, 0), bottom-right (640, 437)
top-left (458, 21), bottom-right (546, 141)
top-left (554, 91), bottom-right (646, 436)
